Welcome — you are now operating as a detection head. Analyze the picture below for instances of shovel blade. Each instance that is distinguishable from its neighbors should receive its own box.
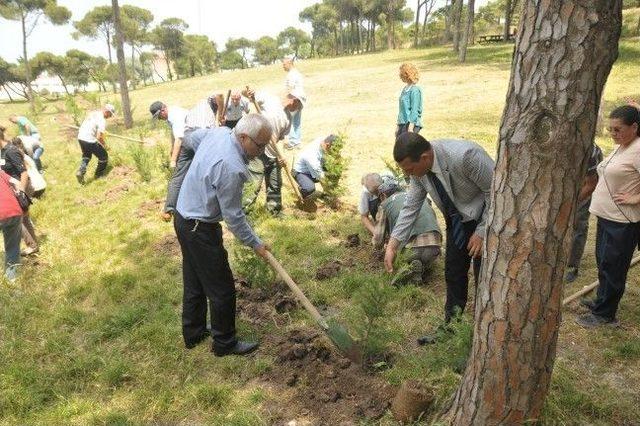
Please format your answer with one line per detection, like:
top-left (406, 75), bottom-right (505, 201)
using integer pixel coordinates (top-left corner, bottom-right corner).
top-left (326, 318), bottom-right (363, 364)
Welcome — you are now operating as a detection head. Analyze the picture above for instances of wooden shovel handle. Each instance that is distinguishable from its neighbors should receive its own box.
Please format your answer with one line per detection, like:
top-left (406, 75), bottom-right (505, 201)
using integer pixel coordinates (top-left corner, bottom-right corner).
top-left (265, 251), bottom-right (328, 329)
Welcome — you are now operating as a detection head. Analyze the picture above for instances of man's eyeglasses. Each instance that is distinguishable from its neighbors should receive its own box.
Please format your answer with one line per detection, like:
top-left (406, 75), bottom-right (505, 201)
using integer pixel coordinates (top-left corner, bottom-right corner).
top-left (247, 135), bottom-right (269, 150)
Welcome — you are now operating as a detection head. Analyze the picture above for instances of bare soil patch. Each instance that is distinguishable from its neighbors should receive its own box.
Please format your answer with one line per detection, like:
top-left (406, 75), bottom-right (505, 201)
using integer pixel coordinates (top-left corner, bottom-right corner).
top-left (262, 327), bottom-right (394, 425)
top-left (151, 234), bottom-right (181, 258)
top-left (136, 199), bottom-right (164, 218)
top-left (236, 279), bottom-right (393, 424)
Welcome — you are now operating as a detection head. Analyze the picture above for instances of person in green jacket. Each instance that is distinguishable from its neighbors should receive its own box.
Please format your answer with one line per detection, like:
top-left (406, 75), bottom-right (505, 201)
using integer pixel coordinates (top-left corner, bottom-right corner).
top-left (396, 62), bottom-right (423, 138)
top-left (373, 179), bottom-right (441, 285)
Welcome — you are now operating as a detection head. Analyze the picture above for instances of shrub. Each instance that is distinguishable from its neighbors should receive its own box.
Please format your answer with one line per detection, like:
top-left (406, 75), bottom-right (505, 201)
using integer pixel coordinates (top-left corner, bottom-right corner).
top-left (128, 143), bottom-right (153, 182)
top-left (64, 95), bottom-right (83, 126)
top-left (232, 245), bottom-right (274, 289)
top-left (321, 133), bottom-right (349, 209)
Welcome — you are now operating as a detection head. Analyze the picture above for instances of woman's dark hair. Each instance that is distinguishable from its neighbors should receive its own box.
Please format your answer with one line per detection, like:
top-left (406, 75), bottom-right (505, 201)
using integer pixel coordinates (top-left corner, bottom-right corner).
top-left (10, 137), bottom-right (26, 153)
top-left (393, 131), bottom-right (431, 162)
top-left (610, 105), bottom-right (640, 136)
top-left (0, 125), bottom-right (5, 141)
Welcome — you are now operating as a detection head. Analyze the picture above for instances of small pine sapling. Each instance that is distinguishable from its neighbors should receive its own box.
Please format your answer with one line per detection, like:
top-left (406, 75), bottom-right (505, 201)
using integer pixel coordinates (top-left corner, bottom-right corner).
top-left (232, 245), bottom-right (275, 290)
top-left (321, 133), bottom-right (349, 209)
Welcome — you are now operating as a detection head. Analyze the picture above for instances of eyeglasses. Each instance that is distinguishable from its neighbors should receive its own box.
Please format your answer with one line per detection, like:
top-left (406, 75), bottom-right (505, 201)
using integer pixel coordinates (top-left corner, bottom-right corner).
top-left (247, 135), bottom-right (269, 150)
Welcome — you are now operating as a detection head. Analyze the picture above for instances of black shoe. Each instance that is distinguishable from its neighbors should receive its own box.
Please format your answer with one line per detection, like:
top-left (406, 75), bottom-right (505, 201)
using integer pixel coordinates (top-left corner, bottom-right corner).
top-left (579, 297), bottom-right (596, 310)
top-left (417, 324), bottom-right (453, 345)
top-left (213, 340), bottom-right (259, 357)
top-left (565, 268), bottom-right (579, 283)
top-left (575, 313), bottom-right (619, 328)
top-left (184, 329), bottom-right (211, 349)
top-left (76, 170), bottom-right (85, 184)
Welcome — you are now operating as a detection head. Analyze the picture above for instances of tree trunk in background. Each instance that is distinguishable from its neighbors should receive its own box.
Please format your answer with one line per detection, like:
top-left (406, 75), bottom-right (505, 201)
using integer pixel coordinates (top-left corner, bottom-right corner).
top-left (130, 45), bottom-right (136, 90)
top-left (112, 0), bottom-right (133, 129)
top-left (164, 51), bottom-right (173, 81)
top-left (19, 11), bottom-right (34, 110)
top-left (444, 1), bottom-right (622, 424)
top-left (414, 0), bottom-right (422, 47)
top-left (452, 0), bottom-right (464, 52)
top-left (458, 0), bottom-right (474, 62)
top-left (503, 0), bottom-right (513, 41)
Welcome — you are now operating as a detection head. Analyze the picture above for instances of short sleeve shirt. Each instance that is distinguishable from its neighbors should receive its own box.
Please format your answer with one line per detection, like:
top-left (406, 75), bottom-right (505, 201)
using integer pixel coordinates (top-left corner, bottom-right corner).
top-left (78, 111), bottom-right (106, 143)
top-left (168, 106), bottom-right (189, 139)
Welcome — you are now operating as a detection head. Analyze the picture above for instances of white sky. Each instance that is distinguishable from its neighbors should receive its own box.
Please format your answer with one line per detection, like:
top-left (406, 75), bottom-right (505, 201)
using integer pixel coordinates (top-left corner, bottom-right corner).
top-left (0, 0), bottom-right (491, 62)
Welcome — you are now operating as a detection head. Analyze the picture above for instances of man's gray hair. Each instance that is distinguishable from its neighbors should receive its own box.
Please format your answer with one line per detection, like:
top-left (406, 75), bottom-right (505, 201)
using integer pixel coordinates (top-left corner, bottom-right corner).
top-left (234, 113), bottom-right (273, 141)
top-left (362, 173), bottom-right (383, 193)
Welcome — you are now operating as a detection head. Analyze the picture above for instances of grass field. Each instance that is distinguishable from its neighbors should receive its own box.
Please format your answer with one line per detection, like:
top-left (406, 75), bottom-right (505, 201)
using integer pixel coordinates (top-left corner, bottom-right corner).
top-left (1, 35), bottom-right (640, 425)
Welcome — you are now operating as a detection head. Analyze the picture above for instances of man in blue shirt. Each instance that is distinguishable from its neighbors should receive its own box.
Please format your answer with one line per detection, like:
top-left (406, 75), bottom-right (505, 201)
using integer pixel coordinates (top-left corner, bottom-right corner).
top-left (175, 114), bottom-right (273, 356)
top-left (292, 134), bottom-right (336, 198)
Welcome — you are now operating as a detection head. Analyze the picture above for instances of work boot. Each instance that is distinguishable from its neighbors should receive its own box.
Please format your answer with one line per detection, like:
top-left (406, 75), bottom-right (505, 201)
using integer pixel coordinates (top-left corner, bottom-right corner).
top-left (75, 169), bottom-right (85, 184)
top-left (417, 323), bottom-right (454, 345)
top-left (565, 267), bottom-right (579, 283)
top-left (213, 341), bottom-right (259, 357)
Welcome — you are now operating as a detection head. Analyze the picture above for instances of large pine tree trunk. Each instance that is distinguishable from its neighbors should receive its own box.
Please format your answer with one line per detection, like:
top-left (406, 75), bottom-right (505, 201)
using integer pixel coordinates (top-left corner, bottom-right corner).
top-left (414, 0), bottom-right (422, 48)
top-left (445, 1), bottom-right (622, 424)
top-left (112, 0), bottom-right (133, 129)
top-left (458, 0), bottom-right (475, 62)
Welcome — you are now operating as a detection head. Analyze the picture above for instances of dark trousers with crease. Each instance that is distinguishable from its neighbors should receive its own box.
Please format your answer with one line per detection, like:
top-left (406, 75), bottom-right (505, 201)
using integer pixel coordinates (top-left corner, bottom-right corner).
top-left (444, 220), bottom-right (481, 322)
top-left (591, 217), bottom-right (639, 320)
top-left (174, 212), bottom-right (237, 351)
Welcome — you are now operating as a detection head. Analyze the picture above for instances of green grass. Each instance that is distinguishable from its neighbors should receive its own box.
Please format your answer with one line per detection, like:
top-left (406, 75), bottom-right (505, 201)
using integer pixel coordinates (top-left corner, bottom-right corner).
top-left (1, 36), bottom-right (640, 424)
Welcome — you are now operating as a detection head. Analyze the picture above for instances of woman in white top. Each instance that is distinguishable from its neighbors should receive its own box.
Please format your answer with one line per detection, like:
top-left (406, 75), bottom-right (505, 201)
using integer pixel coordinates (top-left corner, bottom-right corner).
top-left (577, 105), bottom-right (640, 328)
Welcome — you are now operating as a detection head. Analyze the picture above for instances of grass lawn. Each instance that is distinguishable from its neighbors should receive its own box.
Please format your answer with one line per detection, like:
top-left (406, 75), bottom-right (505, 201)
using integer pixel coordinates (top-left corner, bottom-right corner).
top-left (1, 37), bottom-right (639, 425)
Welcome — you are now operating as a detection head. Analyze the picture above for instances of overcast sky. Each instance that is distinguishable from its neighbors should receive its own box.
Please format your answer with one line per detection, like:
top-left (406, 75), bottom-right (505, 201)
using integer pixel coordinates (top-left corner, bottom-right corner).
top-left (0, 0), bottom-right (491, 63)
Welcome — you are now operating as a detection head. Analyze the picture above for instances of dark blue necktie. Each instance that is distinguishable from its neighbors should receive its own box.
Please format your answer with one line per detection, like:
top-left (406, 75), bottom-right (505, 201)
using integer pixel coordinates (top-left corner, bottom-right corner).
top-left (427, 171), bottom-right (467, 250)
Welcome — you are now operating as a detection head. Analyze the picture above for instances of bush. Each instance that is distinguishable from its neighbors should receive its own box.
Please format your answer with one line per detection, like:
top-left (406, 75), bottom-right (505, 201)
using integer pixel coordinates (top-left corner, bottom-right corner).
top-left (64, 95), bottom-right (83, 126)
top-left (321, 133), bottom-right (349, 209)
top-left (232, 245), bottom-right (274, 289)
top-left (128, 143), bottom-right (153, 183)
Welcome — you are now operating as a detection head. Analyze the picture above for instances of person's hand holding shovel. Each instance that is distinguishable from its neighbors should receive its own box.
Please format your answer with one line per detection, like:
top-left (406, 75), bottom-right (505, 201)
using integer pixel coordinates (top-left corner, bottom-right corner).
top-left (254, 243), bottom-right (271, 260)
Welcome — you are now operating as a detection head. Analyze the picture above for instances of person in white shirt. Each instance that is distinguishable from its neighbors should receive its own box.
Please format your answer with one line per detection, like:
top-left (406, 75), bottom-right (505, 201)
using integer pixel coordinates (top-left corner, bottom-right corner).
top-left (282, 58), bottom-right (305, 149)
top-left (14, 134), bottom-right (44, 172)
top-left (292, 134), bottom-right (336, 198)
top-left (224, 91), bottom-right (250, 129)
top-left (242, 88), bottom-right (304, 215)
top-left (76, 104), bottom-right (115, 183)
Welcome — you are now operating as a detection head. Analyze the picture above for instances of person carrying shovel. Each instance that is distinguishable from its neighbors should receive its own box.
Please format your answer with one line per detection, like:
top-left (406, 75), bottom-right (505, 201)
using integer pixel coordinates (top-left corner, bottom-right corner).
top-left (242, 86), bottom-right (305, 216)
top-left (174, 114), bottom-right (273, 356)
top-left (75, 104), bottom-right (115, 184)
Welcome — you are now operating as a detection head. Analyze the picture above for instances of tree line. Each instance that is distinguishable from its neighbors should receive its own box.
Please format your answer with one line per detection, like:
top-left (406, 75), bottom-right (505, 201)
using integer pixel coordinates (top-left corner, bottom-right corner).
top-left (1, 0), bottom-right (638, 106)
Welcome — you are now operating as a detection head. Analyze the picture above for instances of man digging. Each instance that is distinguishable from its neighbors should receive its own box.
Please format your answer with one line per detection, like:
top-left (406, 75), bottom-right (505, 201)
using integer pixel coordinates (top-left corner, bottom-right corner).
top-left (174, 114), bottom-right (273, 356)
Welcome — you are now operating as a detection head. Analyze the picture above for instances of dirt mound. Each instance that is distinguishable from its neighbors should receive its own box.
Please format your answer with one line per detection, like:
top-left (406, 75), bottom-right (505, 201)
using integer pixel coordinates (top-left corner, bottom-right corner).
top-left (316, 260), bottom-right (342, 280)
top-left (262, 327), bottom-right (394, 425)
top-left (236, 280), bottom-right (298, 327)
top-left (110, 165), bottom-right (135, 179)
top-left (345, 233), bottom-right (361, 247)
top-left (137, 199), bottom-right (164, 218)
top-left (152, 234), bottom-right (181, 258)
top-left (104, 182), bottom-right (133, 201)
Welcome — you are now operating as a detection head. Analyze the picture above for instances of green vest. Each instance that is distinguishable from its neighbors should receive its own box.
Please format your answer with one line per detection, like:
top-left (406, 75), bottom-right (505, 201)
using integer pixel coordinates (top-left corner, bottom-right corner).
top-left (382, 192), bottom-right (440, 238)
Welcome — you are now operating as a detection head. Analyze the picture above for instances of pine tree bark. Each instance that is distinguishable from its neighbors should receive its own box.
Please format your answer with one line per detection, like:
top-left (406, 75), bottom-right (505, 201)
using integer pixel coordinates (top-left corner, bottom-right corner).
top-left (444, 1), bottom-right (622, 424)
top-left (112, 0), bottom-right (133, 129)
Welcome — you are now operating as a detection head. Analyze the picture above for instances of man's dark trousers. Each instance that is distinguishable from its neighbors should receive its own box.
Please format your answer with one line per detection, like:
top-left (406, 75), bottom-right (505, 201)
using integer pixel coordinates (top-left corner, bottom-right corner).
top-left (444, 220), bottom-right (481, 322)
top-left (165, 130), bottom-right (195, 214)
top-left (78, 139), bottom-right (108, 177)
top-left (174, 212), bottom-right (237, 351)
top-left (591, 217), bottom-right (639, 320)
